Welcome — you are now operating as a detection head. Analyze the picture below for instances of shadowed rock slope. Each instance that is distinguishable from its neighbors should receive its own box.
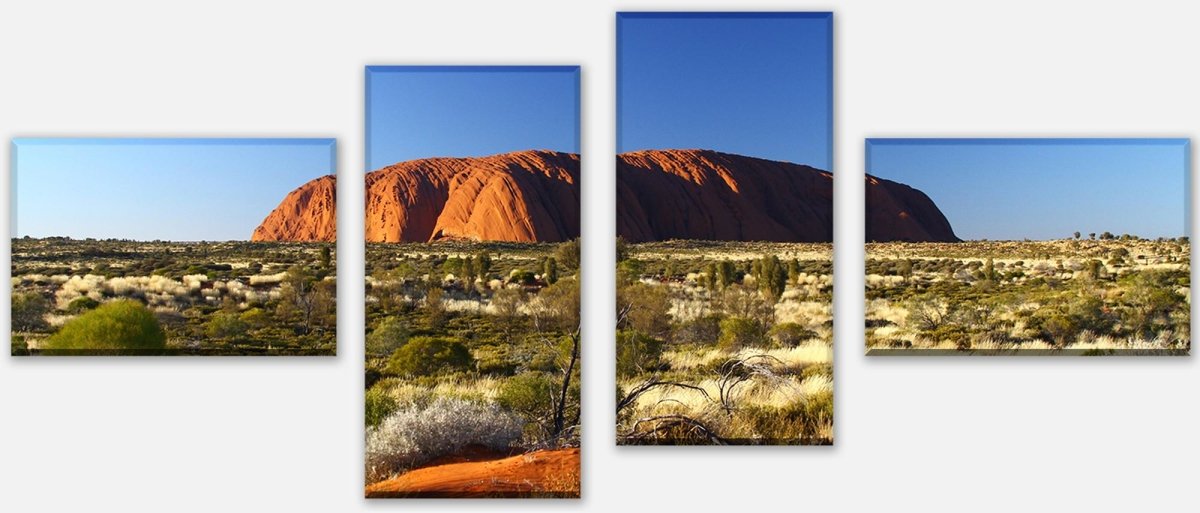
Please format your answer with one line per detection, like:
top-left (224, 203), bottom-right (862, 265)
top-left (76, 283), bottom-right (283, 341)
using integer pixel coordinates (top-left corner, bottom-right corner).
top-left (617, 149), bottom-right (833, 242)
top-left (617, 149), bottom-right (957, 243)
top-left (865, 175), bottom-right (959, 242)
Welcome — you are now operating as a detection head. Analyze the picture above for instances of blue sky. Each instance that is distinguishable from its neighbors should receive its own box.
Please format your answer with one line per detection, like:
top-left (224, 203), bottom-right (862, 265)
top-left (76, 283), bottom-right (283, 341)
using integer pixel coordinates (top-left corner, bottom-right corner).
top-left (11, 138), bottom-right (335, 241)
top-left (867, 139), bottom-right (1190, 241)
top-left (366, 66), bottom-right (580, 170)
top-left (618, 13), bottom-right (833, 169)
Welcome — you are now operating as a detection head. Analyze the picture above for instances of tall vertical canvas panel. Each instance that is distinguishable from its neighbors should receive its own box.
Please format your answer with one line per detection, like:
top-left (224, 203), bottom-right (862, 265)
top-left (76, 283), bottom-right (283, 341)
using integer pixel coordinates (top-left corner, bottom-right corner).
top-left (10, 138), bottom-right (338, 356)
top-left (865, 138), bottom-right (1191, 355)
top-left (616, 13), bottom-right (834, 445)
top-left (363, 66), bottom-right (582, 497)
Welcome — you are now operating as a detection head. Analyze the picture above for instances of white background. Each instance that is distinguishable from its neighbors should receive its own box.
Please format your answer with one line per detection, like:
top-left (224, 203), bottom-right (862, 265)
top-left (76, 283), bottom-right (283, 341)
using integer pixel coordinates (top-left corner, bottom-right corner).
top-left (1, 1), bottom-right (1197, 511)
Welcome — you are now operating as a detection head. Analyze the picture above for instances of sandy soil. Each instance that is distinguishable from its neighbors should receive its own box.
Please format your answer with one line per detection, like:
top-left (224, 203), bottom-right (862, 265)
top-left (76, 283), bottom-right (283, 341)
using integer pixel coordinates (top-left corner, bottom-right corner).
top-left (365, 447), bottom-right (580, 498)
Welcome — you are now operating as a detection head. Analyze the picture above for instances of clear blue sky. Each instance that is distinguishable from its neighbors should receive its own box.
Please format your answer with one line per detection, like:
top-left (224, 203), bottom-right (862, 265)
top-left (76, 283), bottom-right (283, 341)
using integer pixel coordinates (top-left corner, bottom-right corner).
top-left (617, 13), bottom-right (833, 170)
top-left (366, 66), bottom-right (580, 170)
top-left (12, 138), bottom-right (336, 241)
top-left (867, 139), bottom-right (1190, 241)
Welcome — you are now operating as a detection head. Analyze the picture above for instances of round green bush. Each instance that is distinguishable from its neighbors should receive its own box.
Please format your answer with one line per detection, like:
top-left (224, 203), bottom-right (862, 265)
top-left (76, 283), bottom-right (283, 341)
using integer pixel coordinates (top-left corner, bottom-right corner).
top-left (366, 316), bottom-right (409, 357)
top-left (66, 296), bottom-right (101, 314)
top-left (384, 336), bottom-right (472, 377)
top-left (43, 300), bottom-right (167, 355)
top-left (718, 317), bottom-right (765, 350)
top-left (206, 312), bottom-right (249, 339)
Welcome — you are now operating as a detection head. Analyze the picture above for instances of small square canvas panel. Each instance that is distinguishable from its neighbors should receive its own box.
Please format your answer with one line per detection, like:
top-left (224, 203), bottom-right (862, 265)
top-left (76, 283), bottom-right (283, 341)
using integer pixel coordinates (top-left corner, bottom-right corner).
top-left (363, 66), bottom-right (581, 497)
top-left (865, 138), bottom-right (1191, 355)
top-left (10, 138), bottom-right (338, 356)
top-left (615, 12), bottom-right (834, 445)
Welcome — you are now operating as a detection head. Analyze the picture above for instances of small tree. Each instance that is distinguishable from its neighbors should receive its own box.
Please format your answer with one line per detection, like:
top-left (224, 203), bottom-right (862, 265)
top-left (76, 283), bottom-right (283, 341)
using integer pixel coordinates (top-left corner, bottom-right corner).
top-left (543, 257), bottom-right (559, 284)
top-left (756, 256), bottom-right (787, 301)
top-left (704, 263), bottom-right (718, 290)
top-left (1073, 231), bottom-right (1081, 240)
top-left (717, 260), bottom-right (737, 289)
top-left (787, 259), bottom-right (802, 285)
top-left (277, 267), bottom-right (333, 334)
top-left (475, 251), bottom-right (493, 278)
top-left (319, 246), bottom-right (332, 270)
top-left (616, 282), bottom-right (671, 338)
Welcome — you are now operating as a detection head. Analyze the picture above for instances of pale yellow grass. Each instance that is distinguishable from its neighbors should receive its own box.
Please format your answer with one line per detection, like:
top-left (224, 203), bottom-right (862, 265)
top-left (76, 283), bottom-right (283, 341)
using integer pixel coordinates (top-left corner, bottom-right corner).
top-left (381, 376), bottom-right (505, 405)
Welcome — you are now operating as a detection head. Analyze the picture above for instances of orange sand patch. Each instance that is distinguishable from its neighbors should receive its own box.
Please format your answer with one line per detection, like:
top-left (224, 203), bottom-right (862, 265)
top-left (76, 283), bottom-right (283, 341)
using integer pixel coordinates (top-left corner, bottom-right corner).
top-left (365, 447), bottom-right (580, 498)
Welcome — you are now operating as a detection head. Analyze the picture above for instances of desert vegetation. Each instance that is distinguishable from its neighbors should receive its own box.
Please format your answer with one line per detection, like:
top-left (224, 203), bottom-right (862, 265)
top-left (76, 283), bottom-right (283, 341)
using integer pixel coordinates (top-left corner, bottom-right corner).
top-left (364, 240), bottom-right (581, 497)
top-left (616, 240), bottom-right (833, 445)
top-left (10, 237), bottom-right (336, 356)
top-left (866, 238), bottom-right (1190, 355)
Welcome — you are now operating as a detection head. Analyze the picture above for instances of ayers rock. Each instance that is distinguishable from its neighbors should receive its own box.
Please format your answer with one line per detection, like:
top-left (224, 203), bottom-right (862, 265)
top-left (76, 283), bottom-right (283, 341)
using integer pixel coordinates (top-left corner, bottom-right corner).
top-left (865, 175), bottom-right (958, 242)
top-left (365, 150), bottom-right (580, 243)
top-left (617, 149), bottom-right (957, 243)
top-left (617, 149), bottom-right (834, 242)
top-left (251, 175), bottom-right (337, 242)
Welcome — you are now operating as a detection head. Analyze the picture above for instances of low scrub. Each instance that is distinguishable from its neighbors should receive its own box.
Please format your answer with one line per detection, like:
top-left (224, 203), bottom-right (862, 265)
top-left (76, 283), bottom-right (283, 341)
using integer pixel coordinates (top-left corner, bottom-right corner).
top-left (365, 398), bottom-right (523, 483)
top-left (42, 300), bottom-right (166, 355)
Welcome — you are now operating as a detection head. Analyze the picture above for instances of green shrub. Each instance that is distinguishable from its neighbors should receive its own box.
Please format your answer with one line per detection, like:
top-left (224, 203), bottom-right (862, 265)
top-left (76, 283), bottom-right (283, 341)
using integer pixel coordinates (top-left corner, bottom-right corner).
top-left (385, 336), bottom-right (472, 377)
top-left (43, 300), bottom-right (166, 355)
top-left (496, 372), bottom-right (560, 440)
top-left (206, 312), bottom-right (249, 339)
top-left (366, 316), bottom-right (410, 357)
top-left (616, 330), bottom-right (664, 377)
top-left (365, 386), bottom-right (399, 428)
top-left (616, 282), bottom-right (671, 337)
top-left (66, 296), bottom-right (101, 314)
top-left (718, 317), bottom-right (765, 350)
top-left (497, 372), bottom-right (556, 418)
top-left (673, 315), bottom-right (722, 345)
top-left (239, 308), bottom-right (269, 329)
top-left (11, 291), bottom-right (50, 332)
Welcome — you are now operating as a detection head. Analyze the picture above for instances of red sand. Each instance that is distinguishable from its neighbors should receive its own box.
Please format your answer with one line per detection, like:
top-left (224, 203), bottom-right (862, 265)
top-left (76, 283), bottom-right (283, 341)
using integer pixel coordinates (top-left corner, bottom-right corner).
top-left (365, 447), bottom-right (580, 498)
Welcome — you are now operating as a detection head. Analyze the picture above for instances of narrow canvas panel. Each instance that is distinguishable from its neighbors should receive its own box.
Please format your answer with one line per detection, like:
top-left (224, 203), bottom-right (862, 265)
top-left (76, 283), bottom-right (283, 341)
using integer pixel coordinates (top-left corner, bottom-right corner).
top-left (865, 138), bottom-right (1191, 356)
top-left (10, 138), bottom-right (338, 356)
top-left (615, 13), bottom-right (834, 445)
top-left (363, 66), bottom-right (582, 497)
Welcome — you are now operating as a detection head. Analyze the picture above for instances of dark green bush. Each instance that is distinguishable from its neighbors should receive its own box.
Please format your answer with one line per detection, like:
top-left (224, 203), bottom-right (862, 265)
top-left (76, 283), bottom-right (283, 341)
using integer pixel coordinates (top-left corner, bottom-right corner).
top-left (385, 336), bottom-right (472, 377)
top-left (66, 296), bottom-right (101, 314)
top-left (718, 317), bottom-right (766, 350)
